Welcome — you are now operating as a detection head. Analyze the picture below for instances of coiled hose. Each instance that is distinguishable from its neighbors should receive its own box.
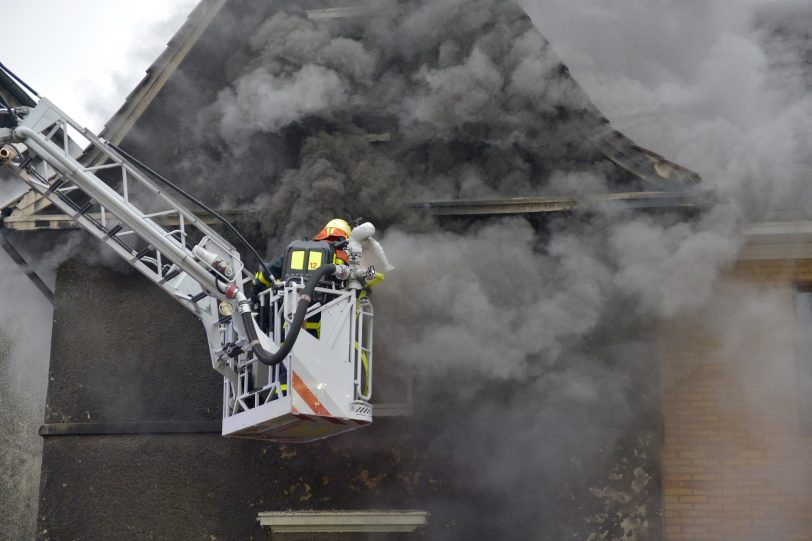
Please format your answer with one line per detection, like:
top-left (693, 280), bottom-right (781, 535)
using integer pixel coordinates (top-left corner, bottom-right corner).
top-left (239, 263), bottom-right (336, 366)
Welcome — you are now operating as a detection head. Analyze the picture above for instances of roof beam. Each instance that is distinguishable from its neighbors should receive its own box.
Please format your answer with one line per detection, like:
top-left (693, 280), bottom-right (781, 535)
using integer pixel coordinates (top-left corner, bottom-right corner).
top-left (413, 192), bottom-right (702, 216)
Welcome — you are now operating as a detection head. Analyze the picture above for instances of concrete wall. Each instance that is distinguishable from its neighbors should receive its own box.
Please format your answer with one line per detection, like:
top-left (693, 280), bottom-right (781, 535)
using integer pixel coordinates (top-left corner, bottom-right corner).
top-left (661, 263), bottom-right (812, 540)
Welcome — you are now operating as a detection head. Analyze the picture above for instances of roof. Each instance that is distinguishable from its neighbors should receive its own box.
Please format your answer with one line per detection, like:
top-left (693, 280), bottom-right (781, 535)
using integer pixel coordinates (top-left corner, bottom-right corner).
top-left (416, 191), bottom-right (702, 217)
top-left (2, 0), bottom-right (703, 231)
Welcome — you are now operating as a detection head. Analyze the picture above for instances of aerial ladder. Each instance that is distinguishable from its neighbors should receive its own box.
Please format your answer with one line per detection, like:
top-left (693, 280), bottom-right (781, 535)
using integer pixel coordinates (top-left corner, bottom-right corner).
top-left (0, 92), bottom-right (392, 442)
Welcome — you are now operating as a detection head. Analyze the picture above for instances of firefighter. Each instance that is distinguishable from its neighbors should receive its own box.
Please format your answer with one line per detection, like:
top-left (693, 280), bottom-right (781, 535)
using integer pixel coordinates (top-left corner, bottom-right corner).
top-left (249, 218), bottom-right (353, 398)
top-left (252, 217), bottom-right (356, 331)
top-left (252, 218), bottom-right (352, 289)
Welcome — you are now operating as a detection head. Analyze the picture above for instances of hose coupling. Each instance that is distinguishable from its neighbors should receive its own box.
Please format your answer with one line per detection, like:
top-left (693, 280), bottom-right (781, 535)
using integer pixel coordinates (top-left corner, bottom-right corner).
top-left (333, 264), bottom-right (351, 281)
top-left (224, 283), bottom-right (239, 299)
top-left (0, 144), bottom-right (17, 162)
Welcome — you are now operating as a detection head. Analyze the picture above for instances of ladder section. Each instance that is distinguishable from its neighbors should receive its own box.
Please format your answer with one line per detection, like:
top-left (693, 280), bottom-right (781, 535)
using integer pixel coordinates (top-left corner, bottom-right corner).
top-left (0, 98), bottom-right (245, 319)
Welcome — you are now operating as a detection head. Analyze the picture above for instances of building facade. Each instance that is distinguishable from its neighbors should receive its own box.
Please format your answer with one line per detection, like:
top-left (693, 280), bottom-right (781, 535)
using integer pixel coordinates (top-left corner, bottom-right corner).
top-left (4, 1), bottom-right (807, 540)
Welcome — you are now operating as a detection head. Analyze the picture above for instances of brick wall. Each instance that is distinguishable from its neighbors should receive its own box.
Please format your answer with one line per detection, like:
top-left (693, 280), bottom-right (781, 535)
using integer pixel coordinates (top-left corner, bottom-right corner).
top-left (728, 258), bottom-right (812, 284)
top-left (660, 260), bottom-right (812, 540)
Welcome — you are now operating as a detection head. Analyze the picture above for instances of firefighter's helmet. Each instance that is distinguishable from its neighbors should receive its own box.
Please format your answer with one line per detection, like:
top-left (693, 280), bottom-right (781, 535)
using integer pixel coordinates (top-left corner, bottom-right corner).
top-left (315, 218), bottom-right (351, 241)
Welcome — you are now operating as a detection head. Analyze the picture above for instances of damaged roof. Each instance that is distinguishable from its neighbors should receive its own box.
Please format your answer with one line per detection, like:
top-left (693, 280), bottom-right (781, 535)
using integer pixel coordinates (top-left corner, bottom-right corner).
top-left (2, 0), bottom-right (703, 231)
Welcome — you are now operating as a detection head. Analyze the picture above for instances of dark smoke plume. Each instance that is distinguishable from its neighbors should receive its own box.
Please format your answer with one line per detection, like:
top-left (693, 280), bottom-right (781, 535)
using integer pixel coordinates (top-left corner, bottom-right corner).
top-left (155, 1), bottom-right (743, 537)
top-left (171, 0), bottom-right (649, 250)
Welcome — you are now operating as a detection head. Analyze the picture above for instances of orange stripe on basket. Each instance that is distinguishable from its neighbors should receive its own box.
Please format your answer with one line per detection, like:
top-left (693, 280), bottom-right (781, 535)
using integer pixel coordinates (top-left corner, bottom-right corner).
top-left (292, 372), bottom-right (331, 416)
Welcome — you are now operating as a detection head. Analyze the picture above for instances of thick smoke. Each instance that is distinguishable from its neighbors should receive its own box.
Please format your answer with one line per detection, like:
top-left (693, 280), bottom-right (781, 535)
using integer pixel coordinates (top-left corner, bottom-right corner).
top-left (515, 1), bottom-right (812, 538)
top-left (191, 5), bottom-right (740, 348)
top-left (166, 0), bottom-right (769, 536)
top-left (177, 0), bottom-right (612, 249)
top-left (520, 0), bottom-right (812, 219)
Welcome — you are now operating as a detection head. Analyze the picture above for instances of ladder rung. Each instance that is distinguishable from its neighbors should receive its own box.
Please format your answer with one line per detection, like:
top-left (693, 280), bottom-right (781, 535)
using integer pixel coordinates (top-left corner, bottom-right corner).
top-left (53, 190), bottom-right (77, 211)
top-left (74, 200), bottom-right (93, 217)
top-left (134, 247), bottom-right (152, 260)
top-left (17, 155), bottom-right (33, 171)
top-left (103, 224), bottom-right (123, 239)
top-left (160, 268), bottom-right (182, 283)
top-left (190, 291), bottom-right (208, 303)
top-left (45, 177), bottom-right (66, 195)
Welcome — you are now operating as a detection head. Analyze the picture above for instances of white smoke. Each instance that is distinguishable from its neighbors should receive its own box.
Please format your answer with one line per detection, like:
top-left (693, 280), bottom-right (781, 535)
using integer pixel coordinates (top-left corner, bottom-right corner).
top-left (216, 65), bottom-right (349, 144)
top-left (513, 1), bottom-right (812, 538)
top-left (520, 0), bottom-right (812, 218)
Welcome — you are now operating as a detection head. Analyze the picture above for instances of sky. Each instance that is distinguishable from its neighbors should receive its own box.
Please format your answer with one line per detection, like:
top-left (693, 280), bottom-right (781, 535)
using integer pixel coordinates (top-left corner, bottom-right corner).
top-left (4, 0), bottom-right (194, 132)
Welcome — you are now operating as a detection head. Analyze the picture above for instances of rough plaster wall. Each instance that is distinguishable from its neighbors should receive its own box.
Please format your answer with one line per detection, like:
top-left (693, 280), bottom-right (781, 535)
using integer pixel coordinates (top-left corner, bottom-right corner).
top-left (0, 247), bottom-right (53, 541)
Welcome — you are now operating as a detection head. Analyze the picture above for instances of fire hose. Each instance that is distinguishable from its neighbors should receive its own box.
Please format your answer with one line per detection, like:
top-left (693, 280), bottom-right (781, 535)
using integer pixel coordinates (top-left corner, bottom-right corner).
top-left (237, 263), bottom-right (336, 366)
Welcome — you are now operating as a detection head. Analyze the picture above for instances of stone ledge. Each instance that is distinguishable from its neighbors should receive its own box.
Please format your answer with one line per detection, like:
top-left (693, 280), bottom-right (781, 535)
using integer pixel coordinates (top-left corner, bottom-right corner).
top-left (257, 511), bottom-right (428, 533)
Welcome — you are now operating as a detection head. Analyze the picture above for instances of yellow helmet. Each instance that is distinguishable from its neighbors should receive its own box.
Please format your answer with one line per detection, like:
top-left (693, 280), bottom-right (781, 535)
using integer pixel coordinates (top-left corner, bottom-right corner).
top-left (314, 218), bottom-right (351, 240)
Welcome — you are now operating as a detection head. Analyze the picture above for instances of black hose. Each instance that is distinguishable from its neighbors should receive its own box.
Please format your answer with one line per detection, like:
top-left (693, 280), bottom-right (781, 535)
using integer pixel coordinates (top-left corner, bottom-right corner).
top-left (0, 62), bottom-right (40, 98)
top-left (240, 264), bottom-right (336, 366)
top-left (108, 143), bottom-right (274, 281)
